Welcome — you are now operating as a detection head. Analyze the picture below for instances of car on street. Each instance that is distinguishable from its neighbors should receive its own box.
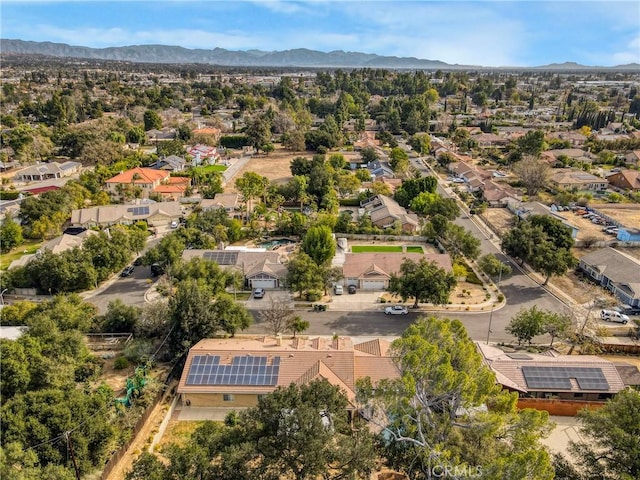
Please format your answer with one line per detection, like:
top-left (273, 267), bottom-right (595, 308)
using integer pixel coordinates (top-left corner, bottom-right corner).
top-left (385, 305), bottom-right (409, 315)
top-left (348, 285), bottom-right (357, 294)
top-left (120, 265), bottom-right (135, 277)
top-left (253, 288), bottom-right (265, 299)
top-left (600, 309), bottom-right (629, 324)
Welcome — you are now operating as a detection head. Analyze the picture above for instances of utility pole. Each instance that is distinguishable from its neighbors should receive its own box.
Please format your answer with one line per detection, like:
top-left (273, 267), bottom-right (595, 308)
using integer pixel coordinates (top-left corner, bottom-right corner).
top-left (66, 431), bottom-right (81, 480)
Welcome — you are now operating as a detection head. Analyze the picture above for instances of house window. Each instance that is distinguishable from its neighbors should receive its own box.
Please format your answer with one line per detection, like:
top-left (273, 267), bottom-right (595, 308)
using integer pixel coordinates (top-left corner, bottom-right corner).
top-left (574, 393), bottom-right (584, 398)
top-left (223, 394), bottom-right (235, 402)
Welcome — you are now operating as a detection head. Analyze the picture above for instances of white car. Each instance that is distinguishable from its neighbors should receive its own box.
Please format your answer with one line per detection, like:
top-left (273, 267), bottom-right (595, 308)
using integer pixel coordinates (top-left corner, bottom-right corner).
top-left (385, 305), bottom-right (409, 315)
top-left (600, 309), bottom-right (629, 324)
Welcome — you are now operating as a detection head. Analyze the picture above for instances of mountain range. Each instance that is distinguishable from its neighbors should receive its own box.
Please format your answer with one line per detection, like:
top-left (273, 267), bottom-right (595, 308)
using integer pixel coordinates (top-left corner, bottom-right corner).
top-left (1, 39), bottom-right (639, 71)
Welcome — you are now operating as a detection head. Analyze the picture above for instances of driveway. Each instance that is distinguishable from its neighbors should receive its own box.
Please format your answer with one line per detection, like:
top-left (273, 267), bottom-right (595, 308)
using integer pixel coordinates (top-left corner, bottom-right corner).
top-left (244, 289), bottom-right (292, 308)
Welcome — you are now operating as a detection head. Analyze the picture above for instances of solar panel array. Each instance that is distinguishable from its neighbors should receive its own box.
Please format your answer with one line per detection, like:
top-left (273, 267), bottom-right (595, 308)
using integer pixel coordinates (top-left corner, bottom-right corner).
top-left (203, 251), bottom-right (239, 265)
top-left (127, 206), bottom-right (150, 216)
top-left (186, 355), bottom-right (281, 386)
top-left (522, 366), bottom-right (609, 391)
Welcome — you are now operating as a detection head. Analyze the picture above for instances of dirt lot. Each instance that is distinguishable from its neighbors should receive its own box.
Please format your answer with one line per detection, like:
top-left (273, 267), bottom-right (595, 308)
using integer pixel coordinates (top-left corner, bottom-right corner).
top-left (223, 147), bottom-right (363, 193)
top-left (481, 208), bottom-right (515, 237)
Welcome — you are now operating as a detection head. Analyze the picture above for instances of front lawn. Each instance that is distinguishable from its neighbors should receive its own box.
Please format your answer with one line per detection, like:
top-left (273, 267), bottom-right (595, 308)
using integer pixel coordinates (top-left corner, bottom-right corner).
top-left (193, 164), bottom-right (228, 174)
top-left (0, 239), bottom-right (43, 270)
top-left (351, 245), bottom-right (424, 253)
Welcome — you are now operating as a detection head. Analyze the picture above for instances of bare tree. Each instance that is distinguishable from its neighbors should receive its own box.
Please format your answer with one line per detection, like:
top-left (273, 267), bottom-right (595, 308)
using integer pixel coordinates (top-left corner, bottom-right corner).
top-left (513, 155), bottom-right (550, 196)
top-left (259, 297), bottom-right (295, 336)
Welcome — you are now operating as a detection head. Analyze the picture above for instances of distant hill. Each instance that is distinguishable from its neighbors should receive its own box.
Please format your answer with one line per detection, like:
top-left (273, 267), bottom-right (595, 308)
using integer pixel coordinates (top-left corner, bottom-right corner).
top-left (1, 39), bottom-right (638, 70)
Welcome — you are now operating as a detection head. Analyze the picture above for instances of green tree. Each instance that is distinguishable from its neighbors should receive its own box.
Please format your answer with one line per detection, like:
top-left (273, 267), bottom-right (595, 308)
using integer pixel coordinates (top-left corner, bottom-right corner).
top-left (211, 294), bottom-right (252, 337)
top-left (301, 224), bottom-right (336, 266)
top-left (100, 299), bottom-right (141, 333)
top-left (565, 389), bottom-right (640, 480)
top-left (360, 146), bottom-right (379, 163)
top-left (358, 317), bottom-right (553, 480)
top-left (542, 312), bottom-right (571, 346)
top-left (409, 191), bottom-right (459, 220)
top-left (478, 254), bottom-right (513, 278)
top-left (168, 279), bottom-right (219, 356)
top-left (287, 316), bottom-right (309, 338)
top-left (506, 306), bottom-right (547, 345)
top-left (0, 217), bottom-right (23, 253)
top-left (388, 258), bottom-right (457, 308)
top-left (286, 252), bottom-right (322, 299)
top-left (143, 110), bottom-right (162, 131)
top-left (235, 171), bottom-right (268, 219)
top-left (389, 147), bottom-right (409, 175)
top-left (440, 223), bottom-right (481, 260)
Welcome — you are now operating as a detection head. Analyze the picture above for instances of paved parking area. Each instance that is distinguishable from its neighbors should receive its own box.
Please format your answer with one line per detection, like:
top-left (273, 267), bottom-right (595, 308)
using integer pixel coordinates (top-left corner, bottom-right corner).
top-left (244, 289), bottom-right (293, 308)
top-left (541, 416), bottom-right (584, 460)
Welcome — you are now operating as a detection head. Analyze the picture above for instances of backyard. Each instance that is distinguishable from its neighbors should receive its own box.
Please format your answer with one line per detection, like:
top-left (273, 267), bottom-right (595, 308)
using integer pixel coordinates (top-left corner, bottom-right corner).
top-left (0, 239), bottom-right (43, 270)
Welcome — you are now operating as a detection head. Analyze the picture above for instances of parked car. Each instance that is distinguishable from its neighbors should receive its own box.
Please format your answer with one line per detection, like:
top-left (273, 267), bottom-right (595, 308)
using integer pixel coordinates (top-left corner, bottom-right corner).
top-left (170, 220), bottom-right (179, 229)
top-left (151, 263), bottom-right (164, 277)
top-left (334, 285), bottom-right (344, 295)
top-left (385, 305), bottom-right (409, 315)
top-left (253, 288), bottom-right (265, 299)
top-left (133, 256), bottom-right (143, 266)
top-left (622, 307), bottom-right (640, 316)
top-left (348, 285), bottom-right (357, 294)
top-left (120, 265), bottom-right (135, 277)
top-left (600, 309), bottom-right (629, 324)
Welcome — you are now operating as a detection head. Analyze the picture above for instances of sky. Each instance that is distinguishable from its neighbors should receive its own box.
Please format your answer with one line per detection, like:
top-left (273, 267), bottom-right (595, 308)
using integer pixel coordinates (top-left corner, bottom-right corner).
top-left (2, 1), bottom-right (639, 67)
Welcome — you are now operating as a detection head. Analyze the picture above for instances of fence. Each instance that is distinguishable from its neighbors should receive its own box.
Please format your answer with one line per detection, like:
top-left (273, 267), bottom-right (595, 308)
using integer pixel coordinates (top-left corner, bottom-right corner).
top-left (517, 398), bottom-right (605, 416)
top-left (574, 239), bottom-right (640, 248)
top-left (99, 389), bottom-right (165, 480)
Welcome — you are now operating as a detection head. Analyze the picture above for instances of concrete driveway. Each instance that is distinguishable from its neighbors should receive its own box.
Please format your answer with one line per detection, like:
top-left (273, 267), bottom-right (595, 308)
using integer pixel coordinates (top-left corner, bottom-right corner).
top-left (244, 289), bottom-right (293, 308)
top-left (328, 290), bottom-right (383, 311)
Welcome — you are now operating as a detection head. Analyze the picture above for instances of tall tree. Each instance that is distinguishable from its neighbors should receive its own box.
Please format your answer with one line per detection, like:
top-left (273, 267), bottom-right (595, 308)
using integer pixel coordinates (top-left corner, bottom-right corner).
top-left (301, 225), bottom-right (336, 266)
top-left (286, 252), bottom-right (322, 299)
top-left (211, 294), bottom-right (252, 337)
top-left (388, 258), bottom-right (457, 308)
top-left (513, 155), bottom-right (550, 196)
top-left (235, 171), bottom-right (268, 219)
top-left (358, 317), bottom-right (553, 480)
top-left (0, 217), bottom-right (23, 253)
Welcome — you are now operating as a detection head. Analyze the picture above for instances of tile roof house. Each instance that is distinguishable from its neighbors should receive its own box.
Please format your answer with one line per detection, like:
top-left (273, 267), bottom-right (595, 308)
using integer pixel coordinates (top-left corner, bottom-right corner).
top-left (477, 343), bottom-right (626, 414)
top-left (104, 167), bottom-right (190, 200)
top-left (186, 144), bottom-right (220, 166)
top-left (341, 252), bottom-right (452, 291)
top-left (549, 168), bottom-right (608, 191)
top-left (177, 336), bottom-right (399, 409)
top-left (360, 195), bottom-right (419, 232)
top-left (480, 180), bottom-right (522, 206)
top-left (71, 201), bottom-right (183, 228)
top-left (578, 247), bottom-right (640, 307)
top-left (8, 230), bottom-right (98, 270)
top-left (14, 161), bottom-right (81, 182)
top-left (181, 249), bottom-right (288, 290)
top-left (606, 169), bottom-right (640, 191)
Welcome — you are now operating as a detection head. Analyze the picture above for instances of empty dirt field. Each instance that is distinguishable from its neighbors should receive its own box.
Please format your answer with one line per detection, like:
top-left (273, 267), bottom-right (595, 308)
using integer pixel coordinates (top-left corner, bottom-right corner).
top-left (224, 147), bottom-right (363, 193)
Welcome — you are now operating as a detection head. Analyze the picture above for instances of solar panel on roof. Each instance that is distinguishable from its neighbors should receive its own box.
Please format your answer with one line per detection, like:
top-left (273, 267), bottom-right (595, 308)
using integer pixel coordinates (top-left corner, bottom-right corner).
top-left (202, 251), bottom-right (239, 265)
top-left (522, 366), bottom-right (610, 391)
top-left (185, 355), bottom-right (280, 386)
top-left (127, 206), bottom-right (150, 216)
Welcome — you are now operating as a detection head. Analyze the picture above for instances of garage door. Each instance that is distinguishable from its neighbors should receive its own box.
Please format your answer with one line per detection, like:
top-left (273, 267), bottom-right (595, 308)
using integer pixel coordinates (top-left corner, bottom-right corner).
top-left (250, 279), bottom-right (277, 289)
top-left (361, 280), bottom-right (386, 290)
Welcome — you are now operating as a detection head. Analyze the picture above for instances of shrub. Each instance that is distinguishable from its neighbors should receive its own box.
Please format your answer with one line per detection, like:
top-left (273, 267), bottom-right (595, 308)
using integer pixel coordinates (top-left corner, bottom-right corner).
top-left (497, 294), bottom-right (505, 302)
top-left (114, 356), bottom-right (130, 370)
top-left (306, 290), bottom-right (322, 302)
top-left (225, 411), bottom-right (240, 426)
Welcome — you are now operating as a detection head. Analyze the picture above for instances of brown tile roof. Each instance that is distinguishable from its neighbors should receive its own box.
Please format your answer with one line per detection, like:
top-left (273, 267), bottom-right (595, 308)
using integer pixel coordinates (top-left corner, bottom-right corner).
top-left (105, 167), bottom-right (168, 185)
top-left (177, 336), bottom-right (400, 398)
top-left (342, 253), bottom-right (452, 279)
top-left (477, 343), bottom-right (626, 394)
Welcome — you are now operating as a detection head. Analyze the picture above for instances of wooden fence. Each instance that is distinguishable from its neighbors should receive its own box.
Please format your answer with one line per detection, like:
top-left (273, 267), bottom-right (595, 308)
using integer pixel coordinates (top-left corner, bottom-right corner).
top-left (517, 398), bottom-right (605, 416)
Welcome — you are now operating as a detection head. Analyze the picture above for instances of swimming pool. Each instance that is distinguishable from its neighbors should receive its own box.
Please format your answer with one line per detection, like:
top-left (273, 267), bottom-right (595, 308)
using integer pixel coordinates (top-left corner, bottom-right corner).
top-left (259, 238), bottom-right (296, 250)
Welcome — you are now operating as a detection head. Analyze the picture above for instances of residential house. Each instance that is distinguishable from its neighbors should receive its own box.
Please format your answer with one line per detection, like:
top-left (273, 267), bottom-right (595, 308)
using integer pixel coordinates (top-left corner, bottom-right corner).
top-left (507, 200), bottom-right (580, 238)
top-left (181, 249), bottom-right (288, 290)
top-left (145, 128), bottom-right (176, 143)
top-left (360, 195), bottom-right (419, 232)
top-left (480, 180), bottom-right (521, 206)
top-left (549, 169), bottom-right (608, 192)
top-left (477, 343), bottom-right (626, 415)
top-left (367, 160), bottom-right (395, 180)
top-left (547, 131), bottom-right (587, 147)
top-left (578, 247), bottom-right (640, 307)
top-left (606, 169), bottom-right (640, 191)
top-left (177, 336), bottom-right (399, 410)
top-left (14, 161), bottom-right (81, 182)
top-left (341, 252), bottom-right (452, 290)
top-left (104, 167), bottom-right (190, 200)
top-left (186, 144), bottom-right (220, 166)
top-left (624, 150), bottom-right (640, 166)
top-left (474, 133), bottom-right (509, 148)
top-left (153, 155), bottom-right (187, 172)
top-left (543, 149), bottom-right (596, 165)
top-left (70, 201), bottom-right (183, 228)
top-left (199, 193), bottom-right (241, 216)
top-left (8, 230), bottom-right (98, 270)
